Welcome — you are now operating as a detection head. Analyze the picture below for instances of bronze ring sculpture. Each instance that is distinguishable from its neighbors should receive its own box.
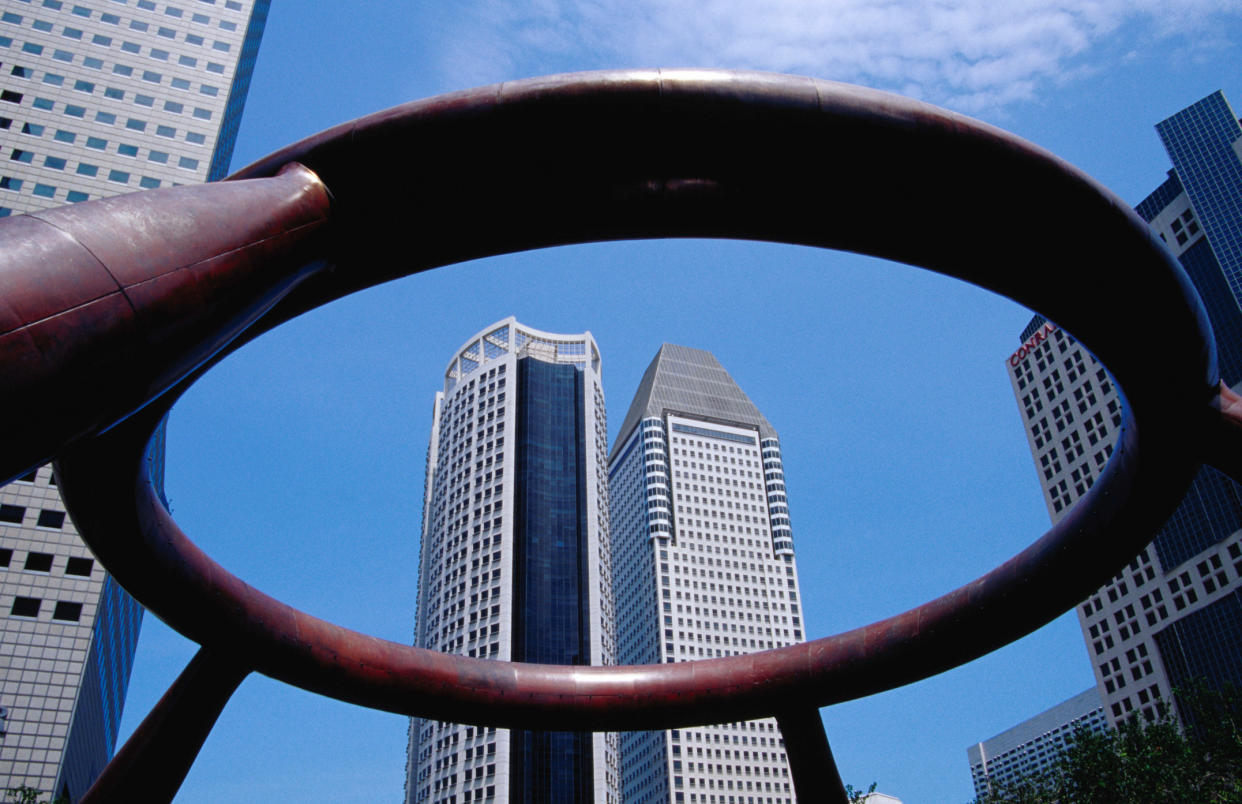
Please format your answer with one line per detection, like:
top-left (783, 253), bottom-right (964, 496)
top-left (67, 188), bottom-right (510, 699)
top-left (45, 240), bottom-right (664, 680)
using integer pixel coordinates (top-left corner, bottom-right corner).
top-left (1, 69), bottom-right (1240, 802)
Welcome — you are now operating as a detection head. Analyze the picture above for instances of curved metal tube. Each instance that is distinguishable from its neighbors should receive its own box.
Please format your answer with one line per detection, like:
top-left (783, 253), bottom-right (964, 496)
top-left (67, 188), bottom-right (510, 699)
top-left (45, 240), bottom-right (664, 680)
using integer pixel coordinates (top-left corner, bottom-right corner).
top-left (0, 70), bottom-right (1223, 734)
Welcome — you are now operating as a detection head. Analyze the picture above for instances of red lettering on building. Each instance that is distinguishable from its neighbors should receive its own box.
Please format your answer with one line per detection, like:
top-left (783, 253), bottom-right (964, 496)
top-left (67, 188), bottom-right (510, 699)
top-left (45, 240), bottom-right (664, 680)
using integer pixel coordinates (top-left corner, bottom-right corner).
top-left (1008, 322), bottom-right (1057, 368)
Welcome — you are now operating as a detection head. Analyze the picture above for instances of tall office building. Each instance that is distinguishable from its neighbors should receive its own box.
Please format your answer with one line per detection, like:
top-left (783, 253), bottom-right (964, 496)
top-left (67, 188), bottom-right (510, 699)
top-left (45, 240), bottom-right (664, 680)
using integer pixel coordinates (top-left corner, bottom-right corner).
top-left (609, 344), bottom-right (804, 804)
top-left (0, 0), bottom-right (270, 798)
top-left (1002, 87), bottom-right (1242, 736)
top-left (405, 318), bottom-right (618, 804)
top-left (1007, 316), bottom-right (1242, 727)
top-left (966, 688), bottom-right (1107, 798)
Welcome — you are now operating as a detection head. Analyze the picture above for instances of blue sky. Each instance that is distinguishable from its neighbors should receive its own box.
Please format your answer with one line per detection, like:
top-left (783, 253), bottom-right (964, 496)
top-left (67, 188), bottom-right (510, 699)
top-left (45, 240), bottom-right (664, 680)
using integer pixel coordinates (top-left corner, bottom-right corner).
top-left (112, 2), bottom-right (1242, 802)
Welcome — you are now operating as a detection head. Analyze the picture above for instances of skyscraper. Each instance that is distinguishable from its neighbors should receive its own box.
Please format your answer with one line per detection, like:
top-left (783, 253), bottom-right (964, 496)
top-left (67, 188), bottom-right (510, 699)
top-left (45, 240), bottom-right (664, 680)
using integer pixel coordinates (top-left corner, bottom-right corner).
top-left (1003, 90), bottom-right (1242, 733)
top-left (0, 0), bottom-right (270, 797)
top-left (405, 318), bottom-right (618, 804)
top-left (609, 344), bottom-right (804, 804)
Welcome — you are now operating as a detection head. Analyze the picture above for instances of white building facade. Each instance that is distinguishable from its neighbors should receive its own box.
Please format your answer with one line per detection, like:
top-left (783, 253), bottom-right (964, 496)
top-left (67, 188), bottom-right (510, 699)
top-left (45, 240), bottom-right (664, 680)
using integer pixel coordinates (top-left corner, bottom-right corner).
top-left (405, 318), bottom-right (618, 804)
top-left (609, 344), bottom-right (804, 804)
top-left (0, 0), bottom-right (269, 798)
top-left (1006, 316), bottom-right (1242, 726)
top-left (966, 687), bottom-right (1107, 798)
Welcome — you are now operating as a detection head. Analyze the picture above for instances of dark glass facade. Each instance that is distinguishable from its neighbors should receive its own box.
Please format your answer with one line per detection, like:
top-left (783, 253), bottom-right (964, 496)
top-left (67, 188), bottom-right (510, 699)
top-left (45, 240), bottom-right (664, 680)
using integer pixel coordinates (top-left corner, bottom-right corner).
top-left (1155, 92), bottom-right (1242, 310)
top-left (1153, 466), bottom-right (1242, 570)
top-left (510, 356), bottom-right (593, 804)
top-left (58, 576), bottom-right (143, 801)
top-left (1136, 170), bottom-right (1242, 386)
top-left (1154, 589), bottom-right (1242, 725)
top-left (1132, 92), bottom-right (1242, 569)
top-left (206, 0), bottom-right (271, 182)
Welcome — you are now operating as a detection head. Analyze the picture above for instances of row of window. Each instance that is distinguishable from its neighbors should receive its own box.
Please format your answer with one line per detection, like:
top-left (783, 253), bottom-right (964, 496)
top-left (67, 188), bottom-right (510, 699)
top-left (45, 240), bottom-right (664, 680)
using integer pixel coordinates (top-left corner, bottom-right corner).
top-left (0, 548), bottom-right (92, 575)
top-left (0, 503), bottom-right (65, 528)
top-left (0, 86), bottom-right (211, 124)
top-left (9, 595), bottom-right (82, 621)
top-left (13, 0), bottom-right (247, 15)
top-left (8, 61), bottom-right (217, 114)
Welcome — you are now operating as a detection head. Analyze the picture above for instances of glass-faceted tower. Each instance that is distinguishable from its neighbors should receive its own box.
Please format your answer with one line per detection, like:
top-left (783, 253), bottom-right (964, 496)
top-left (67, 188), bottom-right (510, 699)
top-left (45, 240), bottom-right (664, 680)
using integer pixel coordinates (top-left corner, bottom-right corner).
top-left (405, 318), bottom-right (619, 804)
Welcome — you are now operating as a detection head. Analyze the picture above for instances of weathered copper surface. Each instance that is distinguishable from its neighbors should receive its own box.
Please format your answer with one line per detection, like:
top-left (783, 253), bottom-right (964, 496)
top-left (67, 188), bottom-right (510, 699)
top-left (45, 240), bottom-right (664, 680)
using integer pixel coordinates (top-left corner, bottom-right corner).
top-left (0, 162), bottom-right (331, 485)
top-left (77, 648), bottom-right (249, 804)
top-left (776, 708), bottom-right (849, 801)
top-left (0, 69), bottom-right (1231, 800)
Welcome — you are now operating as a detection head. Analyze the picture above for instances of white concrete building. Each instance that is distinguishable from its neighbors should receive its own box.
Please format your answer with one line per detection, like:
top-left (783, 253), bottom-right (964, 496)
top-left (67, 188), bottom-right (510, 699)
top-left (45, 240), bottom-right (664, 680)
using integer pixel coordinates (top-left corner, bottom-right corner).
top-left (966, 688), bottom-right (1107, 797)
top-left (0, 0), bottom-right (270, 798)
top-left (1006, 315), bottom-right (1242, 726)
top-left (405, 318), bottom-right (618, 804)
top-left (609, 344), bottom-right (805, 804)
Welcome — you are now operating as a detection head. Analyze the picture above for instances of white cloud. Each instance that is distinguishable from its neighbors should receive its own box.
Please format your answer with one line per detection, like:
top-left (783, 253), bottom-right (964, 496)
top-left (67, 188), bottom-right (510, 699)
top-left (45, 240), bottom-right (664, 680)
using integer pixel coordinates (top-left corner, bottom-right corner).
top-left (434, 0), bottom-right (1239, 112)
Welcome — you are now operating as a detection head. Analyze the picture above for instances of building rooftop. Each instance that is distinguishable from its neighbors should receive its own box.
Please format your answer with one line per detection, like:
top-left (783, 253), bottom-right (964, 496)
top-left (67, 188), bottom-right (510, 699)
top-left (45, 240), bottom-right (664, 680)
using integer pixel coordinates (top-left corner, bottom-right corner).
top-left (612, 343), bottom-right (777, 454)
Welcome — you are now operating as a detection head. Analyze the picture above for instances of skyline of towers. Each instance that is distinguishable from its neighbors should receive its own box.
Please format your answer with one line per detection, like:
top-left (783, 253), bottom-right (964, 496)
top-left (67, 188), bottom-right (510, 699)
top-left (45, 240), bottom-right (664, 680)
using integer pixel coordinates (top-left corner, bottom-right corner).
top-left (406, 331), bottom-right (809, 804)
top-left (608, 344), bottom-right (805, 804)
top-left (0, 0), bottom-right (270, 797)
top-left (405, 318), bottom-right (618, 804)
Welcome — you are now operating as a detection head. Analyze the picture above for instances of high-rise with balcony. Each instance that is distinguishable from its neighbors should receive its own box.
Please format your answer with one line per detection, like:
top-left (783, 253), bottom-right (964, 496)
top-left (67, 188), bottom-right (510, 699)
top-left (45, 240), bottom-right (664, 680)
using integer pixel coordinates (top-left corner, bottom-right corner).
top-left (404, 318), bottom-right (619, 804)
top-left (1004, 90), bottom-right (1242, 732)
top-left (609, 344), bottom-right (804, 804)
top-left (0, 0), bottom-right (270, 798)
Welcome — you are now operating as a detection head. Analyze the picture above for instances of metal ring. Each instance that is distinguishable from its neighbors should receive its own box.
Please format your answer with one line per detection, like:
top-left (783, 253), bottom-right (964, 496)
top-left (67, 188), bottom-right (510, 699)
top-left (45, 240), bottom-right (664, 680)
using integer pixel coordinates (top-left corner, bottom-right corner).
top-left (39, 69), bottom-right (1216, 731)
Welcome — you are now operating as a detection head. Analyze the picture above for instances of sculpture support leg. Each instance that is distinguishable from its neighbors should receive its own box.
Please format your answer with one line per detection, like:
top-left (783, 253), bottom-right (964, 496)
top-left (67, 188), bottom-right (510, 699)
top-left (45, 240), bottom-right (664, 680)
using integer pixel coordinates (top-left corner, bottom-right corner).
top-left (775, 708), bottom-right (848, 804)
top-left (80, 647), bottom-right (250, 804)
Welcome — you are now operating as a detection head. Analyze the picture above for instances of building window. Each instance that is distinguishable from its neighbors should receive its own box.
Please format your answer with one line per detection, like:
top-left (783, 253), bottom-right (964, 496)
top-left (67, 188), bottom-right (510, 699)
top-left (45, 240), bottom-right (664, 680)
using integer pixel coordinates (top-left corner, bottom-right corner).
top-left (24, 552), bottom-right (53, 572)
top-left (65, 557), bottom-right (93, 577)
top-left (0, 504), bottom-right (24, 523)
top-left (11, 597), bottom-right (40, 617)
top-left (37, 509), bottom-right (66, 529)
top-left (52, 601), bottom-right (82, 622)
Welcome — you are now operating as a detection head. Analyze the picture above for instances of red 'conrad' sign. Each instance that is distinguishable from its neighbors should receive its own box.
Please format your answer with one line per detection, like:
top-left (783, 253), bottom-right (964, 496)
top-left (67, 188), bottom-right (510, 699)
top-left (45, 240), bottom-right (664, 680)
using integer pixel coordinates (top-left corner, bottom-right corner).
top-left (1009, 322), bottom-right (1057, 367)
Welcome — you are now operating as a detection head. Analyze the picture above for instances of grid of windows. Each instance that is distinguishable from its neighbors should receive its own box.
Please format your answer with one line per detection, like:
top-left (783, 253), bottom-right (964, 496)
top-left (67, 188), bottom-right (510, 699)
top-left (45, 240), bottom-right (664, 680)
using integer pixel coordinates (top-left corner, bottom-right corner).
top-left (407, 320), bottom-right (618, 804)
top-left (1155, 92), bottom-right (1242, 315)
top-left (967, 689), bottom-right (1108, 799)
top-left (609, 345), bottom-right (804, 804)
top-left (0, 0), bottom-right (266, 213)
top-left (1007, 315), bottom-right (1242, 728)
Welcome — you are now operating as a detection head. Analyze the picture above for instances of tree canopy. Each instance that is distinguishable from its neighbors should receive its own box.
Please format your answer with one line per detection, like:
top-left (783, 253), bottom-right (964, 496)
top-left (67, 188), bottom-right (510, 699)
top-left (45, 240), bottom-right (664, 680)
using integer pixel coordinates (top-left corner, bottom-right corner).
top-left (973, 685), bottom-right (1242, 804)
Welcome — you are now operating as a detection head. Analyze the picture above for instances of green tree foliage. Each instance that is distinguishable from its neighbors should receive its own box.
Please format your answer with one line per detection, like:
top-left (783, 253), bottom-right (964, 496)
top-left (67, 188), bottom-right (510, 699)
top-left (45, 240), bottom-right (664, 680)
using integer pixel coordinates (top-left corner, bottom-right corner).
top-left (846, 782), bottom-right (878, 803)
top-left (3, 787), bottom-right (65, 804)
top-left (973, 685), bottom-right (1242, 804)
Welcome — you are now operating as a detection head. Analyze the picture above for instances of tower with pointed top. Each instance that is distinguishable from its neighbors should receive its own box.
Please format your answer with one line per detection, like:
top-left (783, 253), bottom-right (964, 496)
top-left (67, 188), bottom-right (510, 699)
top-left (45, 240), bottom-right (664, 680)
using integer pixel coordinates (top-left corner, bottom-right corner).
top-left (609, 344), bottom-right (804, 804)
